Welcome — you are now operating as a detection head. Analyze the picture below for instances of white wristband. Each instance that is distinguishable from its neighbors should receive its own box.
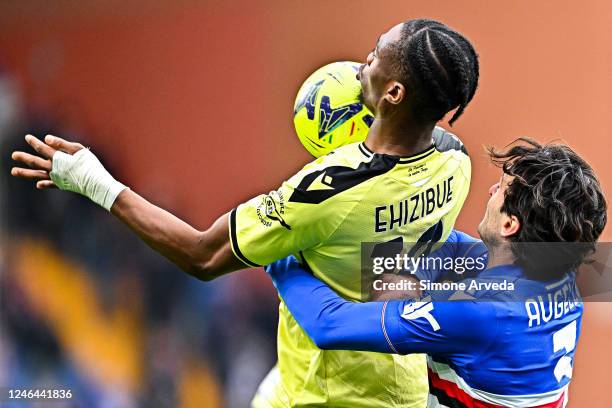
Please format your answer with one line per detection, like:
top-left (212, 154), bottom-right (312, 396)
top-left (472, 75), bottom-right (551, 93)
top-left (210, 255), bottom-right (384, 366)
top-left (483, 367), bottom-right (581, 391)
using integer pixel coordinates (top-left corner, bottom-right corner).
top-left (50, 148), bottom-right (128, 211)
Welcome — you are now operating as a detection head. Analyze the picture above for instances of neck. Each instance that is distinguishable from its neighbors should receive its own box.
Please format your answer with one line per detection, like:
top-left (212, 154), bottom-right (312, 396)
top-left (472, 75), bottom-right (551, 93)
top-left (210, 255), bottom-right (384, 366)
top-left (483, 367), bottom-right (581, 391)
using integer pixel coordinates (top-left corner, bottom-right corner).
top-left (364, 116), bottom-right (436, 156)
top-left (485, 242), bottom-right (516, 269)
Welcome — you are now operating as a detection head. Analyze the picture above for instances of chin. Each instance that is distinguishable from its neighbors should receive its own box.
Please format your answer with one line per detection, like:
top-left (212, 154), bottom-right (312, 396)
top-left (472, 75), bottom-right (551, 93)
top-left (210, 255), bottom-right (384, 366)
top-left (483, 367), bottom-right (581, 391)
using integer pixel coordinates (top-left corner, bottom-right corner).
top-left (476, 221), bottom-right (486, 239)
top-left (361, 97), bottom-right (375, 114)
top-left (357, 89), bottom-right (366, 105)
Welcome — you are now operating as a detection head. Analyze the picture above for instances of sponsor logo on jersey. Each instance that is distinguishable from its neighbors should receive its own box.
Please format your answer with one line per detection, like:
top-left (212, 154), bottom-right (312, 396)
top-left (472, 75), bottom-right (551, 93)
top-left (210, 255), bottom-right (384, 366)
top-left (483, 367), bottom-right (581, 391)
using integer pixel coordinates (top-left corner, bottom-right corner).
top-left (256, 191), bottom-right (291, 230)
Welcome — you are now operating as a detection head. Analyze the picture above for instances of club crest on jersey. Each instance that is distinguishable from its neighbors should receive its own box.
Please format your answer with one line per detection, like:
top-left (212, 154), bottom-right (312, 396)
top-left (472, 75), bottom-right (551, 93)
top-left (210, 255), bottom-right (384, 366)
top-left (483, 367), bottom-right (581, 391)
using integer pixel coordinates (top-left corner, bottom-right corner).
top-left (256, 191), bottom-right (291, 230)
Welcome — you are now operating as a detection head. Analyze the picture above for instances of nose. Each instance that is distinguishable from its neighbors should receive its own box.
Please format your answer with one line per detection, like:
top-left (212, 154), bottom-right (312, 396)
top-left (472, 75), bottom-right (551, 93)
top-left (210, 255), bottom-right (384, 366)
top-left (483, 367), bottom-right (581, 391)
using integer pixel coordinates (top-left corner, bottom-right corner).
top-left (366, 51), bottom-right (374, 65)
top-left (488, 182), bottom-right (500, 196)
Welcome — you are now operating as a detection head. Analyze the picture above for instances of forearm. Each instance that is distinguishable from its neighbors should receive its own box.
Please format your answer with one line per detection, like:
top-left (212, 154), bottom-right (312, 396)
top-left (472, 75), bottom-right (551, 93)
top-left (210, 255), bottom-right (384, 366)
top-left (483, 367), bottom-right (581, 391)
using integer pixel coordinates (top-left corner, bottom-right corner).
top-left (111, 189), bottom-right (240, 280)
top-left (11, 136), bottom-right (245, 280)
top-left (268, 258), bottom-right (392, 352)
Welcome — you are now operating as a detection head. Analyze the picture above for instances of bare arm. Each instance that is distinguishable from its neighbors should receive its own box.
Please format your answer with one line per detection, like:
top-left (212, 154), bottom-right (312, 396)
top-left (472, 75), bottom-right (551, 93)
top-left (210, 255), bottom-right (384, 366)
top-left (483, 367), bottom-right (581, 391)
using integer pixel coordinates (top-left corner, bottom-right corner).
top-left (111, 190), bottom-right (246, 280)
top-left (11, 134), bottom-right (247, 281)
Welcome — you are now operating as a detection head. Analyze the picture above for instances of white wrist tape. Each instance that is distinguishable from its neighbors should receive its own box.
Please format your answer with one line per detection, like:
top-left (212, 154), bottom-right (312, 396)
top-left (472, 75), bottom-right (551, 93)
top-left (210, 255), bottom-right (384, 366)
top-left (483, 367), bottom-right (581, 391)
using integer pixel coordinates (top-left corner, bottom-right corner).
top-left (50, 148), bottom-right (128, 211)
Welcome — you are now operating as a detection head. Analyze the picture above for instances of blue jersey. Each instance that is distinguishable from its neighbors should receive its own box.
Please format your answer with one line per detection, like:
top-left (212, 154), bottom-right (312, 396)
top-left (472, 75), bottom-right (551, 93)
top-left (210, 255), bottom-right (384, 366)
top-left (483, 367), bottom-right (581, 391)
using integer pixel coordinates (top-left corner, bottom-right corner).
top-left (266, 231), bottom-right (583, 408)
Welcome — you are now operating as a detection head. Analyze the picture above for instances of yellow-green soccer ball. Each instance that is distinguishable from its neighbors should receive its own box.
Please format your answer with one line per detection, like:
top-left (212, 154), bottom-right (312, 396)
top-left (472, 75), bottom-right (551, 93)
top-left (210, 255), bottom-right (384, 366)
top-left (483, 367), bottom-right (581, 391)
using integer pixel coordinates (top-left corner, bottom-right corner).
top-left (293, 61), bottom-right (374, 157)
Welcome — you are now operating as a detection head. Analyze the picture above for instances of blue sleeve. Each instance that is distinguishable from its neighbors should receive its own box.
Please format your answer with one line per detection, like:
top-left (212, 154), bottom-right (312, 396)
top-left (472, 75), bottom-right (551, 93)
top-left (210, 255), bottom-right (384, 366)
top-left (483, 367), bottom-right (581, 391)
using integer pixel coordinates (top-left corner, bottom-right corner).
top-left (449, 229), bottom-right (481, 245)
top-left (414, 229), bottom-right (488, 282)
top-left (266, 256), bottom-right (498, 357)
top-left (382, 296), bottom-right (498, 356)
top-left (266, 256), bottom-right (393, 352)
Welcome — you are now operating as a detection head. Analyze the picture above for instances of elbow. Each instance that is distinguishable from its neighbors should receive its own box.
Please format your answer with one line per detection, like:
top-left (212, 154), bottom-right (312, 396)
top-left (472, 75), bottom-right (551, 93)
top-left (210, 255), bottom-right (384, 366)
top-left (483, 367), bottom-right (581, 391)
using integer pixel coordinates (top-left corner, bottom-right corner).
top-left (184, 232), bottom-right (223, 282)
top-left (314, 338), bottom-right (334, 351)
top-left (187, 261), bottom-right (221, 282)
top-left (309, 330), bottom-right (336, 350)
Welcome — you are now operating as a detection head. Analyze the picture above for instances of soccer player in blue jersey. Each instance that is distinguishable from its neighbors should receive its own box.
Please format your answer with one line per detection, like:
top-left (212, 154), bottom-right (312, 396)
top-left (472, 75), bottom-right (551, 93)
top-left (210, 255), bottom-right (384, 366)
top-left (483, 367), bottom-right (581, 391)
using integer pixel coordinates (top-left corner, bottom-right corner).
top-left (266, 139), bottom-right (607, 408)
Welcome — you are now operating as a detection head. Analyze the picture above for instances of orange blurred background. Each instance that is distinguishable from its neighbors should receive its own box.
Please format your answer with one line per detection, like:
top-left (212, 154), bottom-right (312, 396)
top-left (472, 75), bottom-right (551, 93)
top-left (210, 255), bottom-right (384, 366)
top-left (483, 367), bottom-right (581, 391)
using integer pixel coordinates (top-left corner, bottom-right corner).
top-left (0, 1), bottom-right (610, 407)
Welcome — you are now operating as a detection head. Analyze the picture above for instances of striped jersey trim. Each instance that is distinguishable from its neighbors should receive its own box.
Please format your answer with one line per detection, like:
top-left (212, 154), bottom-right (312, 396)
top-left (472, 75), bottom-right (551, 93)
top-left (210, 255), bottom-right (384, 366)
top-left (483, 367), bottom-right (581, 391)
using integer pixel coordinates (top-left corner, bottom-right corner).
top-left (427, 358), bottom-right (567, 408)
top-left (381, 301), bottom-right (398, 353)
top-left (229, 208), bottom-right (261, 268)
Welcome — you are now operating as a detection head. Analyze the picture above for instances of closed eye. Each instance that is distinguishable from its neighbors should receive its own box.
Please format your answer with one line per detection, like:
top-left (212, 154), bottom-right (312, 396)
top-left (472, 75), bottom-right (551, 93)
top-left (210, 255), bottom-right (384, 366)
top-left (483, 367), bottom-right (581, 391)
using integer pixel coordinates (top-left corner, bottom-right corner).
top-left (374, 36), bottom-right (381, 57)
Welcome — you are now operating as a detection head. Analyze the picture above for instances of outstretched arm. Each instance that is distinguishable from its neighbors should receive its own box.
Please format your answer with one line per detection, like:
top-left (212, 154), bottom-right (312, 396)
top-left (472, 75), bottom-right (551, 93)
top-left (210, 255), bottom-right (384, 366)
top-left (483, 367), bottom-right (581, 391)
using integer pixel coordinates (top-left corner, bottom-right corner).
top-left (111, 190), bottom-right (244, 279)
top-left (11, 134), bottom-right (246, 280)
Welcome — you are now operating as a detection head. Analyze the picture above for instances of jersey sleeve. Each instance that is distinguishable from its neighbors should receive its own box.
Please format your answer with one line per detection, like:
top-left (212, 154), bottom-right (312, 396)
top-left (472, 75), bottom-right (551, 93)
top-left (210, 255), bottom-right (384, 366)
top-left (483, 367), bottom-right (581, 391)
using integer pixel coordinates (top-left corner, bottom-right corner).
top-left (266, 255), bottom-right (499, 356)
top-left (382, 296), bottom-right (498, 356)
top-left (229, 160), bottom-right (352, 267)
top-left (266, 256), bottom-right (392, 352)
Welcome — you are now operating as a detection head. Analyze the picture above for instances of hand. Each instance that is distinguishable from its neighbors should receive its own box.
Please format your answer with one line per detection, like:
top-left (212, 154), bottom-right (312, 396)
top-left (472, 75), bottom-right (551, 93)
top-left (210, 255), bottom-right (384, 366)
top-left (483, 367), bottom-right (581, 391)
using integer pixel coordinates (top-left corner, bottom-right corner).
top-left (370, 273), bottom-right (422, 301)
top-left (265, 255), bottom-right (303, 280)
top-left (11, 134), bottom-right (126, 211)
top-left (11, 134), bottom-right (85, 189)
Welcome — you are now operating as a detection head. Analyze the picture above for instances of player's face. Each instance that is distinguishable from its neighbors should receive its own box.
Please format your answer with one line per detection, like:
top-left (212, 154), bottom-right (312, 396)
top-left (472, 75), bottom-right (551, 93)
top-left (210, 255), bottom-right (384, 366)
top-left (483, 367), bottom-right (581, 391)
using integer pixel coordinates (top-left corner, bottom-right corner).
top-left (357, 23), bottom-right (403, 114)
top-left (477, 174), bottom-right (512, 244)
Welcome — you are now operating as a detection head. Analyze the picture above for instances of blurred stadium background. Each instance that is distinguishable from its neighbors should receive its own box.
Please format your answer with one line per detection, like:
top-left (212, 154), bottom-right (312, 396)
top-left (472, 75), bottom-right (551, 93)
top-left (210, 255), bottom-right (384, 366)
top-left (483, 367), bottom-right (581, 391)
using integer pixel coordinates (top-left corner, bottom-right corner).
top-left (0, 1), bottom-right (610, 407)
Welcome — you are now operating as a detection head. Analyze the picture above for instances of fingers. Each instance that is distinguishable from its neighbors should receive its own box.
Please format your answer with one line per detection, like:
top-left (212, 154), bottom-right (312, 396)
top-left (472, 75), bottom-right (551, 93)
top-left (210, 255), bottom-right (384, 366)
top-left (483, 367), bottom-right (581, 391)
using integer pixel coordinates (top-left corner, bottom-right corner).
top-left (10, 166), bottom-right (56, 189)
top-left (11, 151), bottom-right (52, 171)
top-left (10, 167), bottom-right (51, 180)
top-left (45, 134), bottom-right (84, 155)
top-left (12, 133), bottom-right (81, 190)
top-left (25, 134), bottom-right (56, 159)
top-left (36, 180), bottom-right (57, 189)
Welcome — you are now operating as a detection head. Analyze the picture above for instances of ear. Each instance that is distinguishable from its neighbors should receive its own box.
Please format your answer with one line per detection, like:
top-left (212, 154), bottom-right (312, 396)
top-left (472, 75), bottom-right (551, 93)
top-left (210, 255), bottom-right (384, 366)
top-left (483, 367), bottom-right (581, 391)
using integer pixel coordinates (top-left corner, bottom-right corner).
top-left (383, 81), bottom-right (406, 105)
top-left (500, 214), bottom-right (521, 238)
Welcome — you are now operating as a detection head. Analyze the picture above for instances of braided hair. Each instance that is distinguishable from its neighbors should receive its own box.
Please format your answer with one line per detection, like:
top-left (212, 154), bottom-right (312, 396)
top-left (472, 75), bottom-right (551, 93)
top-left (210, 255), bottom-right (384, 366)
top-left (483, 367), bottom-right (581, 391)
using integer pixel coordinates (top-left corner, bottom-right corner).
top-left (388, 19), bottom-right (479, 125)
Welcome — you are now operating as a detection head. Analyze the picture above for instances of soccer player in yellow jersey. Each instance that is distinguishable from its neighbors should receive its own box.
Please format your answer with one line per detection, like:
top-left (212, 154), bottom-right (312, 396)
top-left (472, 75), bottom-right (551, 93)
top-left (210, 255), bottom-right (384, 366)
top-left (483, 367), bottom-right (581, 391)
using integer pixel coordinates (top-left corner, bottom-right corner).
top-left (11, 19), bottom-right (479, 407)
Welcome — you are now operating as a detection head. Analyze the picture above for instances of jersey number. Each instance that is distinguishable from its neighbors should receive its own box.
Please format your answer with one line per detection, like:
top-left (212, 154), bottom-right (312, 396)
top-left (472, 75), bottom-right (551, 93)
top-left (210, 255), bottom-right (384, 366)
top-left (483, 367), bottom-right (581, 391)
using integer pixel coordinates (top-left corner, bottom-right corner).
top-left (406, 220), bottom-right (444, 260)
top-left (552, 320), bottom-right (577, 383)
top-left (370, 220), bottom-right (444, 273)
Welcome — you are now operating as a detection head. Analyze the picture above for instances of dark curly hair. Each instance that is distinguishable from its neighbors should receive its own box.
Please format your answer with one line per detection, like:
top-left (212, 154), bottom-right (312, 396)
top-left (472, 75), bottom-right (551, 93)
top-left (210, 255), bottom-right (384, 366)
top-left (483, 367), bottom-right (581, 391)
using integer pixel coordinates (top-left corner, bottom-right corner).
top-left (388, 19), bottom-right (479, 126)
top-left (488, 138), bottom-right (607, 280)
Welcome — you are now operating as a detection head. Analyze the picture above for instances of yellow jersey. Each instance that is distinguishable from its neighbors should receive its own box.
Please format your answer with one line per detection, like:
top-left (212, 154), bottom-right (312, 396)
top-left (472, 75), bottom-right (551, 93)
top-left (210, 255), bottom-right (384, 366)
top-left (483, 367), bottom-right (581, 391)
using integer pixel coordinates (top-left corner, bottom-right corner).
top-left (230, 127), bottom-right (471, 407)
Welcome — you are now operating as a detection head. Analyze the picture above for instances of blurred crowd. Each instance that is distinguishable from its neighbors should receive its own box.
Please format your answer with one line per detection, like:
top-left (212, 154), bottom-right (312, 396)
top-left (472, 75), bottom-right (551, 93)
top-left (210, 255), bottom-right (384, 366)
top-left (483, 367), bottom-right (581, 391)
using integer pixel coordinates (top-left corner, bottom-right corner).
top-left (0, 67), bottom-right (279, 408)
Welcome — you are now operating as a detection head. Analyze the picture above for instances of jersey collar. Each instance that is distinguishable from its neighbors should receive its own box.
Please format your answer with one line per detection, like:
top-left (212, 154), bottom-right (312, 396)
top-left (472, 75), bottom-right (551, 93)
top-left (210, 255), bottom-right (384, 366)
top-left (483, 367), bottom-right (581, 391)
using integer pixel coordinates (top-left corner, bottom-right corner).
top-left (358, 142), bottom-right (436, 164)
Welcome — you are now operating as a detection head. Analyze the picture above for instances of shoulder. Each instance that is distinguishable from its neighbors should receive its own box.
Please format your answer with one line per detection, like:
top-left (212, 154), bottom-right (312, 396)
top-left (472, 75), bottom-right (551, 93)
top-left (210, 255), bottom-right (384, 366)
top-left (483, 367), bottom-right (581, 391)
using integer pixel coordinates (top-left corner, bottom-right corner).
top-left (430, 126), bottom-right (471, 185)
top-left (432, 126), bottom-right (469, 156)
top-left (287, 143), bottom-right (398, 205)
top-left (299, 142), bottom-right (372, 170)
